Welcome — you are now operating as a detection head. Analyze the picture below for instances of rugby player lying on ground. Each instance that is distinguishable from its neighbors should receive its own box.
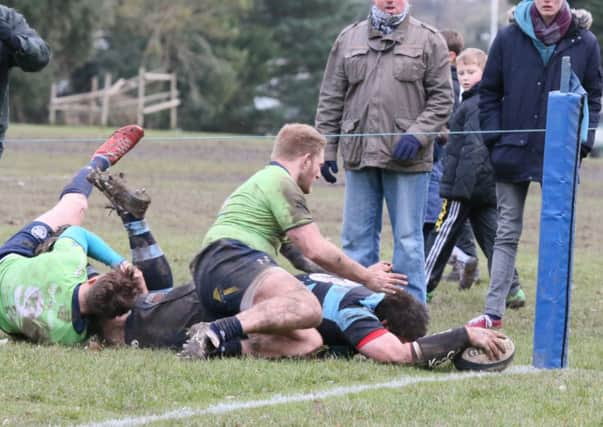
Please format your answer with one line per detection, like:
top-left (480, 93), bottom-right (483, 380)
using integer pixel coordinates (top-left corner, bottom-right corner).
top-left (0, 125), bottom-right (147, 344)
top-left (92, 171), bottom-right (508, 366)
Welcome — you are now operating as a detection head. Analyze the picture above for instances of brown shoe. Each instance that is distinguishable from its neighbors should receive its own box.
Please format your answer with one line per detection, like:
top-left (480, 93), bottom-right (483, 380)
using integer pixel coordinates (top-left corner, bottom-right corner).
top-left (87, 169), bottom-right (150, 219)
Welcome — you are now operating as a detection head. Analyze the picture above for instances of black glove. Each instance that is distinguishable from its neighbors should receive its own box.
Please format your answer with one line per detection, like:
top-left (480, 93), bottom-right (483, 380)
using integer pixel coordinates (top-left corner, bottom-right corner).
top-left (0, 19), bottom-right (20, 51)
top-left (321, 160), bottom-right (338, 184)
top-left (579, 144), bottom-right (590, 167)
top-left (393, 135), bottom-right (421, 160)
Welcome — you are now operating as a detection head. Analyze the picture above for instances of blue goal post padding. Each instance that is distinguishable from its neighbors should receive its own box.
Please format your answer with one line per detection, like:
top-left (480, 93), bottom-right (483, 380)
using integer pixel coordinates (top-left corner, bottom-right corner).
top-left (533, 90), bottom-right (582, 369)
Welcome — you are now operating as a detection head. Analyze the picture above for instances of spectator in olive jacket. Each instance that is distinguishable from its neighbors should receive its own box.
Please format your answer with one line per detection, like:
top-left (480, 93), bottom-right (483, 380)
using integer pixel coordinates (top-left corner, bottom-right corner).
top-left (315, 0), bottom-right (453, 303)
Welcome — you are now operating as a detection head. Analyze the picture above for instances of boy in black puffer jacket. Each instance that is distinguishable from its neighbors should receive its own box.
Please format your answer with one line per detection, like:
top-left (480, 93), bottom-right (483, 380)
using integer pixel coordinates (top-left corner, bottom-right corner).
top-left (424, 48), bottom-right (523, 314)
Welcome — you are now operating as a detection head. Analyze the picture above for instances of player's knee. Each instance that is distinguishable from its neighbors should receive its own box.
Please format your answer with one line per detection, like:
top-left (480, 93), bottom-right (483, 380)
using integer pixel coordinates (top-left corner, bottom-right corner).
top-left (292, 287), bottom-right (322, 327)
top-left (303, 290), bottom-right (323, 327)
top-left (298, 328), bottom-right (323, 356)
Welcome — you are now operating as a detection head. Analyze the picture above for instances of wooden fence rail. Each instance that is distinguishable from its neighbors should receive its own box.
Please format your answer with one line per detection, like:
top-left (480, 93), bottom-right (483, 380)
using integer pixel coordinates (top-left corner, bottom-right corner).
top-left (49, 69), bottom-right (180, 128)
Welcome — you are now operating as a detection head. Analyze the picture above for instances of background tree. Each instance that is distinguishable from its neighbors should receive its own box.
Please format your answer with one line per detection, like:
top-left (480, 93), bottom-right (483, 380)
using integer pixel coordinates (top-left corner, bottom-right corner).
top-left (3, 0), bottom-right (107, 123)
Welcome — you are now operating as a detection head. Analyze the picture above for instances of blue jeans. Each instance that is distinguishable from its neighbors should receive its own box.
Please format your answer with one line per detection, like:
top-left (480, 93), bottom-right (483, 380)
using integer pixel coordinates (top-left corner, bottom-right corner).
top-left (342, 168), bottom-right (430, 303)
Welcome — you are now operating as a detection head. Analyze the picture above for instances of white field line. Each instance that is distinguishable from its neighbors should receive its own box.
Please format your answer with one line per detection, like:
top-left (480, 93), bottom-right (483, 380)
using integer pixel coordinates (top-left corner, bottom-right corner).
top-left (80, 365), bottom-right (543, 427)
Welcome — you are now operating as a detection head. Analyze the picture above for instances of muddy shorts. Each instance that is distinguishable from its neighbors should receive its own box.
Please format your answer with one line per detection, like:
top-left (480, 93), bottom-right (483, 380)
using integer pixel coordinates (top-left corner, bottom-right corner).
top-left (0, 221), bottom-right (53, 262)
top-left (191, 238), bottom-right (283, 318)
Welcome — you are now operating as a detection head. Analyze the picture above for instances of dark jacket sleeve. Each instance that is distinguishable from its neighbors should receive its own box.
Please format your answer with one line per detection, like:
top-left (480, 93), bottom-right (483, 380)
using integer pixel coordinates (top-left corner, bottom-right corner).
top-left (479, 31), bottom-right (504, 148)
top-left (581, 32), bottom-right (602, 150)
top-left (7, 9), bottom-right (50, 72)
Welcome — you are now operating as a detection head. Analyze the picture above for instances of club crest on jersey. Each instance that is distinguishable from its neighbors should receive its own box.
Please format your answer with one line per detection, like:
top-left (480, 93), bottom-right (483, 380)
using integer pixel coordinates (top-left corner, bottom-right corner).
top-left (30, 225), bottom-right (48, 240)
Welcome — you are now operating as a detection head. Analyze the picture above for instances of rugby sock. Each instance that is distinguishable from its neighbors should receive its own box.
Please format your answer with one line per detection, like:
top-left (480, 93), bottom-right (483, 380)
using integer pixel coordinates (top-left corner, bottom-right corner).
top-left (124, 219), bottom-right (173, 291)
top-left (209, 317), bottom-right (244, 348)
top-left (486, 313), bottom-right (501, 321)
top-left (221, 339), bottom-right (242, 357)
top-left (60, 157), bottom-right (110, 198)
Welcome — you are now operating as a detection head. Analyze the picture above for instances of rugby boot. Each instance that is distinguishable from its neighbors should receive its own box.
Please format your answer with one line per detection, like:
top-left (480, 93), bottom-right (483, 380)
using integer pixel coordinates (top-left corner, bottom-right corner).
top-left (506, 288), bottom-right (526, 309)
top-left (87, 169), bottom-right (150, 219)
top-left (179, 322), bottom-right (220, 360)
top-left (92, 125), bottom-right (144, 165)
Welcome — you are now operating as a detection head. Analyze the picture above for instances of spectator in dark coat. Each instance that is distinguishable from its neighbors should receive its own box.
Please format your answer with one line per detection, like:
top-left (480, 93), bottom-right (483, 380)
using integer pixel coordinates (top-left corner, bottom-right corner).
top-left (424, 48), bottom-right (522, 304)
top-left (473, 1), bottom-right (602, 329)
top-left (0, 5), bottom-right (50, 159)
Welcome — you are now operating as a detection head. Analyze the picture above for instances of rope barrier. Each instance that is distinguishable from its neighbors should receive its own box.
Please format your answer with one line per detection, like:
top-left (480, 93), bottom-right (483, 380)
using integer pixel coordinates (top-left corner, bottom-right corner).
top-left (4, 127), bottom-right (599, 144)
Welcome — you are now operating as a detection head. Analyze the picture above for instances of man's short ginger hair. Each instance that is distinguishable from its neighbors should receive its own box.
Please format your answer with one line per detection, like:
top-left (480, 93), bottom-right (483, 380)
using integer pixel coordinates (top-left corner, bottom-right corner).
top-left (457, 48), bottom-right (488, 70)
top-left (441, 30), bottom-right (464, 55)
top-left (271, 123), bottom-right (326, 161)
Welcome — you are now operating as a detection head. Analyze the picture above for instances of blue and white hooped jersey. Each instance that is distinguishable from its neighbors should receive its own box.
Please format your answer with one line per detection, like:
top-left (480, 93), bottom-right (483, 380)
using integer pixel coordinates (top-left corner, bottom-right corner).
top-left (297, 273), bottom-right (387, 352)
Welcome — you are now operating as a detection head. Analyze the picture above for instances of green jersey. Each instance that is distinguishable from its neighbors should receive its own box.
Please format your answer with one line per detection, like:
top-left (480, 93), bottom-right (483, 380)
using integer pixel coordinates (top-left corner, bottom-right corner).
top-left (202, 163), bottom-right (313, 258)
top-left (0, 238), bottom-right (88, 344)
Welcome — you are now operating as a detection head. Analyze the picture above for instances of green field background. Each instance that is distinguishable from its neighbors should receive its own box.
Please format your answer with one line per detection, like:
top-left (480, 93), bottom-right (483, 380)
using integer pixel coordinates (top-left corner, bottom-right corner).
top-left (0, 124), bottom-right (602, 426)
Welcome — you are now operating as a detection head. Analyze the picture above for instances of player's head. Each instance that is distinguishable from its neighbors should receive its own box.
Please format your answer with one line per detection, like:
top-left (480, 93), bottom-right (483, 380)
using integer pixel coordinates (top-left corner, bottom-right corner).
top-left (440, 30), bottom-right (464, 64)
top-left (271, 123), bottom-right (326, 161)
top-left (271, 123), bottom-right (326, 194)
top-left (375, 291), bottom-right (429, 342)
top-left (456, 48), bottom-right (487, 91)
top-left (89, 313), bottom-right (128, 346)
top-left (84, 268), bottom-right (142, 318)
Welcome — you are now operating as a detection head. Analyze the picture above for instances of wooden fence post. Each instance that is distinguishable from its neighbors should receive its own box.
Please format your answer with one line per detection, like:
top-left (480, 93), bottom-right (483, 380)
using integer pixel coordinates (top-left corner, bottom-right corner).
top-left (170, 73), bottom-right (178, 129)
top-left (137, 67), bottom-right (145, 126)
top-left (89, 76), bottom-right (98, 125)
top-left (49, 83), bottom-right (57, 124)
top-left (101, 73), bottom-right (112, 127)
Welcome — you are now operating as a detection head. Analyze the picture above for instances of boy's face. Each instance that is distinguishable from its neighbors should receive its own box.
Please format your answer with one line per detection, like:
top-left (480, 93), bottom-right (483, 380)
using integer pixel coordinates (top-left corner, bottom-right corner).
top-left (457, 62), bottom-right (483, 91)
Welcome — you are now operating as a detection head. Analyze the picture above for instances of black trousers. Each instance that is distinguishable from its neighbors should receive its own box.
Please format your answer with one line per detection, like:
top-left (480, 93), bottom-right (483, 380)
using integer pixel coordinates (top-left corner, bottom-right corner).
top-left (424, 199), bottom-right (520, 293)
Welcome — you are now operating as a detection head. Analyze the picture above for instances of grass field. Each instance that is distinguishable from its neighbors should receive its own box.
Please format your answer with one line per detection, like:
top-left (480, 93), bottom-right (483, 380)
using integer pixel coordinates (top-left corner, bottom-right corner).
top-left (1, 123), bottom-right (602, 426)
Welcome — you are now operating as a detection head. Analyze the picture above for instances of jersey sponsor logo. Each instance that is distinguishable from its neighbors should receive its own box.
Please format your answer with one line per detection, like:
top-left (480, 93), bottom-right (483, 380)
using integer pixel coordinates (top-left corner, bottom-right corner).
top-left (213, 286), bottom-right (240, 302)
top-left (144, 289), bottom-right (171, 305)
top-left (30, 225), bottom-right (48, 240)
top-left (256, 255), bottom-right (272, 265)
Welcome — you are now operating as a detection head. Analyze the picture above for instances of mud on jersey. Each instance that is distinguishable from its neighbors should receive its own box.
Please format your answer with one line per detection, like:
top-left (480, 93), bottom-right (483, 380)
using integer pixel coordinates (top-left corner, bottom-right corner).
top-left (0, 239), bottom-right (88, 344)
top-left (201, 164), bottom-right (313, 259)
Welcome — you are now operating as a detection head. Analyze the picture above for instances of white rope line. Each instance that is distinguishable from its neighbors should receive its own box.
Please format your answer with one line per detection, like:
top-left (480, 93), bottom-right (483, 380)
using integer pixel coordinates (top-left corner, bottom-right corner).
top-left (5, 127), bottom-right (599, 145)
top-left (78, 365), bottom-right (545, 427)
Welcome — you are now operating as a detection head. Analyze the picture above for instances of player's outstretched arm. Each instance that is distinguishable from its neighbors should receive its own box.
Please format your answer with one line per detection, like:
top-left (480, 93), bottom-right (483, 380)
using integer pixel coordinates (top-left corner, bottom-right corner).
top-left (286, 223), bottom-right (407, 294)
top-left (58, 225), bottom-right (125, 267)
top-left (358, 332), bottom-right (414, 364)
top-left (280, 241), bottom-right (328, 274)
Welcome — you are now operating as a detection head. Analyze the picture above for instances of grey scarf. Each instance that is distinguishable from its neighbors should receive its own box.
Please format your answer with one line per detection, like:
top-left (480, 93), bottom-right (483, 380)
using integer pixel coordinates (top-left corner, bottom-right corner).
top-left (369, 4), bottom-right (410, 35)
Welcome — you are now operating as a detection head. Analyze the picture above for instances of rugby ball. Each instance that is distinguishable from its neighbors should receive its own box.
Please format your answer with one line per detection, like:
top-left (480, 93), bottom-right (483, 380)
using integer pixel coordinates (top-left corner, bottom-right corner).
top-left (453, 335), bottom-right (515, 372)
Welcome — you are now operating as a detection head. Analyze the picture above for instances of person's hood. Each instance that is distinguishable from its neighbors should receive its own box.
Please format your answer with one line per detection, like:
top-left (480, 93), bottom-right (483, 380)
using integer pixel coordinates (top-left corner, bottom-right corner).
top-left (507, 5), bottom-right (592, 30)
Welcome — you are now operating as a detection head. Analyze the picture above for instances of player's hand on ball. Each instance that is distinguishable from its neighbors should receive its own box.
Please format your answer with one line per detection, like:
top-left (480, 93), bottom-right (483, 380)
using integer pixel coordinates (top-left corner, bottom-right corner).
top-left (466, 327), bottom-right (507, 360)
top-left (454, 328), bottom-right (515, 372)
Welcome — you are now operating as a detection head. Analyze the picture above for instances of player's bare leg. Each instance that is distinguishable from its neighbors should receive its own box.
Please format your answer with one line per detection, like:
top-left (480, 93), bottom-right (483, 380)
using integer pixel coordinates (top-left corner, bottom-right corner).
top-left (35, 125), bottom-right (144, 232)
top-left (181, 270), bottom-right (322, 359)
